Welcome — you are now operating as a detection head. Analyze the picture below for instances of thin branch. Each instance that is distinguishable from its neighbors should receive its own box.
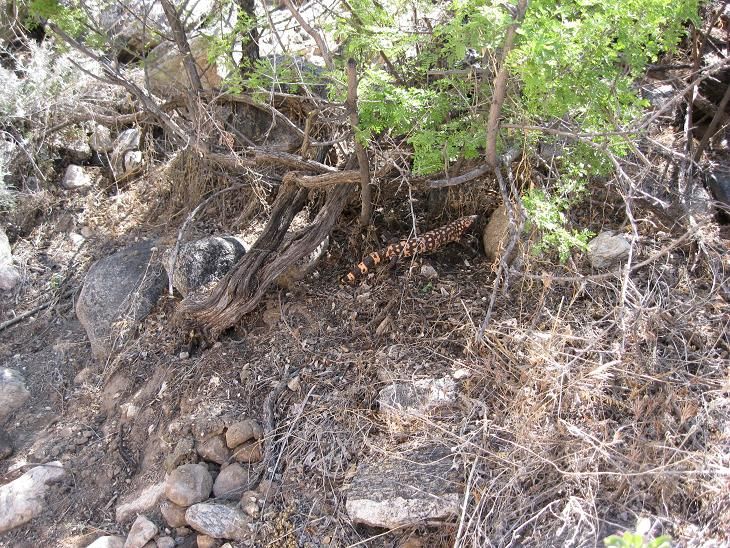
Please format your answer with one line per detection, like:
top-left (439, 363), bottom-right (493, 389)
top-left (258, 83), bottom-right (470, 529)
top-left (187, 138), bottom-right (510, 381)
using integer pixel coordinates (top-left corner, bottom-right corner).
top-left (346, 59), bottom-right (372, 226)
top-left (0, 289), bottom-right (76, 332)
top-left (160, 0), bottom-right (204, 94)
top-left (282, 0), bottom-right (334, 69)
top-left (485, 0), bottom-right (528, 167)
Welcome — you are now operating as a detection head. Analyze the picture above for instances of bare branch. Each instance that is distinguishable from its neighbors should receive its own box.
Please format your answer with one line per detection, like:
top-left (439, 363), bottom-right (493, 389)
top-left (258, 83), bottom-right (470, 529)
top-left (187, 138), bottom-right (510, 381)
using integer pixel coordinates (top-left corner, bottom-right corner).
top-left (346, 59), bottom-right (372, 227)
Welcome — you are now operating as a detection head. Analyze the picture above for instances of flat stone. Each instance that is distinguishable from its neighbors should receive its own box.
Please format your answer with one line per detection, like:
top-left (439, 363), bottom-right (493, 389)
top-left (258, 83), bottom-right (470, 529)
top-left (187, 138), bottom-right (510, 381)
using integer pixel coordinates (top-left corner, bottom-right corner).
top-left (378, 377), bottom-right (456, 426)
top-left (185, 503), bottom-right (251, 541)
top-left (0, 461), bottom-right (65, 534)
top-left (115, 482), bottom-right (166, 524)
top-left (345, 445), bottom-right (461, 529)
top-left (165, 464), bottom-right (213, 507)
top-left (123, 514), bottom-right (158, 548)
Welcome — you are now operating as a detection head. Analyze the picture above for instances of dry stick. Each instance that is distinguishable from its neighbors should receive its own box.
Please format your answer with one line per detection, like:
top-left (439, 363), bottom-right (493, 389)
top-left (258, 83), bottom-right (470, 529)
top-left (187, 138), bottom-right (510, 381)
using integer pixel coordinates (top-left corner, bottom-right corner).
top-left (346, 59), bottom-right (373, 227)
top-left (693, 82), bottom-right (730, 163)
top-left (0, 288), bottom-right (76, 332)
top-left (160, 0), bottom-right (204, 94)
top-left (485, 0), bottom-right (528, 168)
top-left (428, 147), bottom-right (521, 188)
top-left (282, 0), bottom-right (334, 70)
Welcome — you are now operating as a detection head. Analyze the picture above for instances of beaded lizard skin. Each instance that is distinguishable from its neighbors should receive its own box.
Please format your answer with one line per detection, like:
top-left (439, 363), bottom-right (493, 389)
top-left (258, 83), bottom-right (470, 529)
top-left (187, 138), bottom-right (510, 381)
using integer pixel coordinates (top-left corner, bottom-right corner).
top-left (344, 215), bottom-right (478, 284)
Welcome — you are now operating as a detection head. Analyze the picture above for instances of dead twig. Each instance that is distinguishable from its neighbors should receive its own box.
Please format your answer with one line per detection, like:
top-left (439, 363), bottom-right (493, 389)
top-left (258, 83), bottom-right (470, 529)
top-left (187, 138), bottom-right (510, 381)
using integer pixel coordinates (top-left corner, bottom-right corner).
top-left (0, 288), bottom-right (77, 332)
top-left (346, 59), bottom-right (372, 227)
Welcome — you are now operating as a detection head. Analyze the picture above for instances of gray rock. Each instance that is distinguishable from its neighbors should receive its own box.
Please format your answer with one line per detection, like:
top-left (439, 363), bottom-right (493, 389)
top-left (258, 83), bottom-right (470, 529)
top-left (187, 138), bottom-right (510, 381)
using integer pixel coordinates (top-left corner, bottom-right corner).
top-left (212, 463), bottom-right (249, 499)
top-left (378, 377), bottom-right (456, 426)
top-left (196, 535), bottom-right (221, 548)
top-left (90, 125), bottom-right (114, 153)
top-left (110, 129), bottom-right (140, 177)
top-left (706, 169), bottom-right (730, 215)
top-left (76, 240), bottom-right (165, 361)
top-left (160, 500), bottom-right (188, 528)
top-left (0, 461), bottom-right (65, 534)
top-left (155, 536), bottom-right (176, 548)
top-left (115, 481), bottom-right (166, 524)
top-left (587, 231), bottom-right (631, 269)
top-left (0, 367), bottom-right (30, 421)
top-left (419, 264), bottom-right (438, 280)
top-left (345, 445), bottom-right (461, 529)
top-left (61, 164), bottom-right (94, 190)
top-left (642, 83), bottom-right (675, 108)
top-left (196, 434), bottom-right (231, 465)
top-left (0, 228), bottom-right (13, 264)
top-left (123, 150), bottom-right (143, 174)
top-left (185, 503), bottom-right (251, 541)
top-left (163, 236), bottom-right (247, 297)
top-left (165, 463), bottom-right (213, 507)
top-left (86, 536), bottom-right (126, 548)
top-left (225, 419), bottom-right (262, 449)
top-left (123, 514), bottom-right (158, 548)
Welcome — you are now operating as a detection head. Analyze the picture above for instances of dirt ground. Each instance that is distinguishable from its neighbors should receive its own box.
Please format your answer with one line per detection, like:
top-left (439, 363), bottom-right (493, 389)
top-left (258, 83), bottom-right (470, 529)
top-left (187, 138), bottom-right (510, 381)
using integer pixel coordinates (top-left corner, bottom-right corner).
top-left (0, 154), bottom-right (728, 548)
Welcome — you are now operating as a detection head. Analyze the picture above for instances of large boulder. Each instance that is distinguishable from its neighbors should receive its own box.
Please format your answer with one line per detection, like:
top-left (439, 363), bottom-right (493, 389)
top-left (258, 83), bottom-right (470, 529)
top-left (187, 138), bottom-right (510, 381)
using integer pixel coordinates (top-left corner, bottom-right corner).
top-left (144, 35), bottom-right (222, 98)
top-left (76, 240), bottom-right (165, 361)
top-left (345, 445), bottom-right (461, 529)
top-left (0, 461), bottom-right (65, 534)
top-left (163, 236), bottom-right (247, 297)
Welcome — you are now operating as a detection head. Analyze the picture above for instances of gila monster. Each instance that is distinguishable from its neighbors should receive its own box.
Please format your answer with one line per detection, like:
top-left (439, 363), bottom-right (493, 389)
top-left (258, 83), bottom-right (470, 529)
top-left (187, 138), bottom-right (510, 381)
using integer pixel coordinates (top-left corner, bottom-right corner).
top-left (344, 215), bottom-right (478, 284)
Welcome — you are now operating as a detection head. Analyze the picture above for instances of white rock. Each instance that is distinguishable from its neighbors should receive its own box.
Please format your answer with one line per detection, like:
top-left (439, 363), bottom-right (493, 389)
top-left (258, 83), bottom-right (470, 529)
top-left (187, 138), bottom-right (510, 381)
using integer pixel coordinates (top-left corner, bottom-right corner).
top-left (155, 536), bottom-right (175, 548)
top-left (0, 461), bottom-right (65, 534)
top-left (185, 503), bottom-right (251, 541)
top-left (86, 535), bottom-right (126, 548)
top-left (0, 264), bottom-right (20, 291)
top-left (115, 481), bottom-right (166, 523)
top-left (0, 228), bottom-right (12, 264)
top-left (419, 264), bottom-right (438, 280)
top-left (588, 231), bottom-right (631, 269)
top-left (61, 164), bottom-right (93, 190)
top-left (123, 150), bottom-right (143, 173)
top-left (123, 514), bottom-right (158, 548)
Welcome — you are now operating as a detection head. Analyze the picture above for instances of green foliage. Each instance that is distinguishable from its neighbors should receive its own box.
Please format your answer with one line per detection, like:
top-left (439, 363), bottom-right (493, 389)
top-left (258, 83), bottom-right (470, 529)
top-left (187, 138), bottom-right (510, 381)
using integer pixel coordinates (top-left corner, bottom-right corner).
top-left (603, 519), bottom-right (672, 548)
top-left (28, 0), bottom-right (87, 39)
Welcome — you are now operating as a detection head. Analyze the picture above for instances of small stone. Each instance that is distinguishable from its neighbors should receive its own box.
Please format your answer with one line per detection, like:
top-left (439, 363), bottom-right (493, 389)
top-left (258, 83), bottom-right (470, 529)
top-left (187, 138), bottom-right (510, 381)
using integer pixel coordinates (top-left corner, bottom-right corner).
top-left (287, 376), bottom-right (300, 392)
top-left (587, 231), bottom-right (631, 269)
top-left (73, 367), bottom-right (94, 385)
top-left (185, 503), bottom-right (251, 541)
top-left (212, 463), bottom-right (249, 499)
top-left (179, 351), bottom-right (190, 360)
top-left (61, 164), bottom-right (93, 190)
top-left (90, 124), bottom-right (113, 152)
top-left (123, 150), bottom-right (143, 173)
top-left (123, 515), bottom-right (158, 548)
top-left (378, 377), bottom-right (457, 426)
top-left (160, 500), bottom-right (187, 528)
top-left (192, 416), bottom-right (226, 442)
top-left (196, 435), bottom-right (231, 465)
top-left (419, 264), bottom-right (438, 279)
top-left (155, 537), bottom-right (175, 548)
top-left (165, 463), bottom-right (213, 507)
top-left (225, 420), bottom-right (262, 449)
top-left (196, 535), bottom-right (221, 548)
top-left (86, 536), bottom-right (126, 548)
top-left (0, 264), bottom-right (20, 291)
top-left (231, 441), bottom-right (262, 464)
top-left (242, 502), bottom-right (259, 518)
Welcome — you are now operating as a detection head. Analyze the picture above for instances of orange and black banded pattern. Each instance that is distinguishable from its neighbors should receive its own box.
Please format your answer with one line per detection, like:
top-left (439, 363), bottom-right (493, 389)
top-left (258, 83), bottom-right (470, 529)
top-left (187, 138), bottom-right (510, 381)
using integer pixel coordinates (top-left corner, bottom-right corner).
top-left (344, 215), bottom-right (478, 284)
